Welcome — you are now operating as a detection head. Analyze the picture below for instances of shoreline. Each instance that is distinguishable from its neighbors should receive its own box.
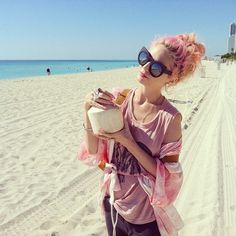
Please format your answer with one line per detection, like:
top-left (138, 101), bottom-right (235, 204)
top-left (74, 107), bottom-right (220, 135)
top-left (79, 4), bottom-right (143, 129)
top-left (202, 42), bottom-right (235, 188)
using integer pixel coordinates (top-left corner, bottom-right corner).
top-left (0, 60), bottom-right (137, 81)
top-left (0, 66), bottom-right (139, 82)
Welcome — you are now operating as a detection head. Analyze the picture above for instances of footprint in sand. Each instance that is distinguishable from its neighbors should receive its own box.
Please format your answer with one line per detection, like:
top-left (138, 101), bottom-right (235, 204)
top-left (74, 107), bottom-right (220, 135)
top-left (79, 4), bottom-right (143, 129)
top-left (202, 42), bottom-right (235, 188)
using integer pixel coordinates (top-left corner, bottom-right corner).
top-left (85, 204), bottom-right (96, 214)
top-left (40, 220), bottom-right (59, 230)
top-left (30, 157), bottom-right (36, 162)
top-left (51, 161), bottom-right (60, 167)
top-left (71, 190), bottom-right (86, 202)
top-left (197, 213), bottom-right (206, 220)
top-left (28, 183), bottom-right (38, 189)
top-left (189, 201), bottom-right (196, 206)
top-left (183, 124), bottom-right (188, 129)
top-left (12, 155), bottom-right (20, 159)
top-left (51, 232), bottom-right (60, 236)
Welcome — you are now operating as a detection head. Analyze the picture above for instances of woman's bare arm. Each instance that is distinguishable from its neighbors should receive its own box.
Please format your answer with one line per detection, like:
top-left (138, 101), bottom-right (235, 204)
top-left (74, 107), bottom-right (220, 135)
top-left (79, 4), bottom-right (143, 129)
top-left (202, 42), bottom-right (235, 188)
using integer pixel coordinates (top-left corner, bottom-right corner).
top-left (83, 111), bottom-right (99, 154)
top-left (161, 113), bottom-right (182, 163)
top-left (83, 89), bottom-right (115, 154)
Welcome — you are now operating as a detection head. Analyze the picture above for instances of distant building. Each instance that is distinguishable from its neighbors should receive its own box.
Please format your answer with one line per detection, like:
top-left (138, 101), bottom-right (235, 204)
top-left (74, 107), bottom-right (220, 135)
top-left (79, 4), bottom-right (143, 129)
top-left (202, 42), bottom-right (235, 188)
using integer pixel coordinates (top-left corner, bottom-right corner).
top-left (228, 22), bottom-right (236, 53)
top-left (230, 22), bottom-right (236, 35)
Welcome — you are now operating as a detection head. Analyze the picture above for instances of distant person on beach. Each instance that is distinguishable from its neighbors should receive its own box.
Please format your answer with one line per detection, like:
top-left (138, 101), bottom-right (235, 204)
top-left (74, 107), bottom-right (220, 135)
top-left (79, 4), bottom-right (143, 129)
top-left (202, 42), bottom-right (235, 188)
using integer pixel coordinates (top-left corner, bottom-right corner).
top-left (46, 68), bottom-right (51, 75)
top-left (86, 66), bottom-right (93, 72)
top-left (78, 33), bottom-right (205, 236)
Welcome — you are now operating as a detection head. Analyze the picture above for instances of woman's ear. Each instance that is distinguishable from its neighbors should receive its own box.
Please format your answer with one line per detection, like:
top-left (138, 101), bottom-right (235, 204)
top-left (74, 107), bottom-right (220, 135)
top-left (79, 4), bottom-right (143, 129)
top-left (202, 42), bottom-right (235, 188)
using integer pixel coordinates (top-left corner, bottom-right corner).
top-left (165, 75), bottom-right (172, 85)
top-left (166, 72), bottom-right (179, 85)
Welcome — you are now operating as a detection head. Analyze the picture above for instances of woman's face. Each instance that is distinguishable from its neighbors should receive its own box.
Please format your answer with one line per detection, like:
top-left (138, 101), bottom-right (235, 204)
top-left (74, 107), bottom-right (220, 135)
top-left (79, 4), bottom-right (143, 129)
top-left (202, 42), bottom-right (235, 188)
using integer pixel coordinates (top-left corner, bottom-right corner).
top-left (137, 44), bottom-right (173, 86)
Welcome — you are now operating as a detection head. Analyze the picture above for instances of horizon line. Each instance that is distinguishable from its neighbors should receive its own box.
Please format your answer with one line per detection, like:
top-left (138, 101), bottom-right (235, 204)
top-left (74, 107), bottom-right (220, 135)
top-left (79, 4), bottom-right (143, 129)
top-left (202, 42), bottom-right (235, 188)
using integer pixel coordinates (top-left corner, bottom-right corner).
top-left (0, 59), bottom-right (137, 61)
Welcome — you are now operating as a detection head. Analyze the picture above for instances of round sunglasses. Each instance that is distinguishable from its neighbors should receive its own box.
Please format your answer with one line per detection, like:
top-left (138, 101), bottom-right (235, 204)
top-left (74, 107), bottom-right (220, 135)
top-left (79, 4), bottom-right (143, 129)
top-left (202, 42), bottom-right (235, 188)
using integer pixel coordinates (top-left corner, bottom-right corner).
top-left (138, 47), bottom-right (172, 77)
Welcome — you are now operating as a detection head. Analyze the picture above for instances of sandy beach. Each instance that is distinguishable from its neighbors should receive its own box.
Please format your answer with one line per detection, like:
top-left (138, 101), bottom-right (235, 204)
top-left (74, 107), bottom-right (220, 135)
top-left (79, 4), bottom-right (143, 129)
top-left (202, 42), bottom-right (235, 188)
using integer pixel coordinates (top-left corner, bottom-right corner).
top-left (0, 61), bottom-right (236, 236)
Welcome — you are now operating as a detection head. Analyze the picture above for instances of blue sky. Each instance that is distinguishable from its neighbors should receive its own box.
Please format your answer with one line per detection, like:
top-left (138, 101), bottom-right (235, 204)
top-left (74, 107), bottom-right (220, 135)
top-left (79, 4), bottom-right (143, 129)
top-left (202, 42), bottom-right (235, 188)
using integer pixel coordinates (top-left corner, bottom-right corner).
top-left (0, 0), bottom-right (235, 60)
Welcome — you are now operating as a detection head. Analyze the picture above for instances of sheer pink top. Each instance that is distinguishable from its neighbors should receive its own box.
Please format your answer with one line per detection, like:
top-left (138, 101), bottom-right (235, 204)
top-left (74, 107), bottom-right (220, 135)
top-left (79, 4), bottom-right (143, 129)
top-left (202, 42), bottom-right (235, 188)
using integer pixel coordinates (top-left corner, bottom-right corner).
top-left (78, 88), bottom-right (184, 236)
top-left (110, 89), bottom-right (181, 224)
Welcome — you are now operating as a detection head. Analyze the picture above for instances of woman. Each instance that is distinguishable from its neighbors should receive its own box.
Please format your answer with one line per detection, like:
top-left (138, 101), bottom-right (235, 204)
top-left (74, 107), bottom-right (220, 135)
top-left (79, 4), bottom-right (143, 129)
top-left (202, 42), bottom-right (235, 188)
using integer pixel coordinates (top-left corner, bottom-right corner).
top-left (78, 33), bottom-right (205, 236)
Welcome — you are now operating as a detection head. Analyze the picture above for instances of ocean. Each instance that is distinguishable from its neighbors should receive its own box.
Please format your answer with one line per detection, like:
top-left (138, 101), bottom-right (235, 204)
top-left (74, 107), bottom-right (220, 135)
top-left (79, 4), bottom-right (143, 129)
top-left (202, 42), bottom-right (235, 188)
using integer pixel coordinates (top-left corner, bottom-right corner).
top-left (0, 60), bottom-right (137, 80)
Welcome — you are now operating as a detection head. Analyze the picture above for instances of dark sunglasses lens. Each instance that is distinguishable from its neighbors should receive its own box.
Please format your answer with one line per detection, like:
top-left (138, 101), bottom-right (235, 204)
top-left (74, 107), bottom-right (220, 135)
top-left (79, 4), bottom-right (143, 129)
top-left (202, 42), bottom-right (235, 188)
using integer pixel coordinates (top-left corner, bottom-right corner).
top-left (138, 51), bottom-right (149, 65)
top-left (150, 63), bottom-right (163, 77)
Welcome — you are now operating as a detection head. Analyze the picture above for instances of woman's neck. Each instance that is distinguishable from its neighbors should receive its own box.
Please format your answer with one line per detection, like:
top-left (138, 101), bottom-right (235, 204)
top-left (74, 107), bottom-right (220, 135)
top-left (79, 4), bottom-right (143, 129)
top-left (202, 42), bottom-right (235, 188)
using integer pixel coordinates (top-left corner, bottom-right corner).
top-left (137, 85), bottom-right (163, 105)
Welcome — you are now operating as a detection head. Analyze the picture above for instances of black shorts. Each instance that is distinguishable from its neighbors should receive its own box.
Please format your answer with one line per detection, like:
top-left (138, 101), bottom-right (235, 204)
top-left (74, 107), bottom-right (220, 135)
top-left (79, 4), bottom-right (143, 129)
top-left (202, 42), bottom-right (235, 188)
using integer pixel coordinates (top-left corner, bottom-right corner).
top-left (103, 196), bottom-right (161, 236)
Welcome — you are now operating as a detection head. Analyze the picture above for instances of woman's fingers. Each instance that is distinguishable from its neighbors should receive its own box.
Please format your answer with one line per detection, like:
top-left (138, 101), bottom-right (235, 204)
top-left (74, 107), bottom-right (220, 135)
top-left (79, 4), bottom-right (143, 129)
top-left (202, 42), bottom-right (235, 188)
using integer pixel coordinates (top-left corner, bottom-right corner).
top-left (85, 88), bottom-right (118, 111)
top-left (91, 88), bottom-right (116, 107)
top-left (98, 88), bottom-right (115, 99)
top-left (98, 129), bottom-right (113, 138)
top-left (97, 134), bottom-right (111, 140)
top-left (97, 92), bottom-right (115, 104)
top-left (95, 98), bottom-right (116, 107)
top-left (92, 101), bottom-right (108, 110)
top-left (97, 135), bottom-right (109, 140)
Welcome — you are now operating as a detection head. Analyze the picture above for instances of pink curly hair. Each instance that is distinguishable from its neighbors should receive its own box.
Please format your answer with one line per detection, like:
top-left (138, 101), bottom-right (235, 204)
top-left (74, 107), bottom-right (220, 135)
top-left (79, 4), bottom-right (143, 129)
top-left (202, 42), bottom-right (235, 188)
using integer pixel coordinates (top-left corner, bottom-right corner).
top-left (151, 33), bottom-right (205, 85)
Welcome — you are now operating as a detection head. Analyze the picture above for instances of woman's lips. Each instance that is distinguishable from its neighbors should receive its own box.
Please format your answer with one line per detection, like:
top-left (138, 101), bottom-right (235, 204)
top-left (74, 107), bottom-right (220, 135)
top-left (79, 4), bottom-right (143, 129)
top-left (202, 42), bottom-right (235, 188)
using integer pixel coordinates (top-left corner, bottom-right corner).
top-left (139, 72), bottom-right (148, 79)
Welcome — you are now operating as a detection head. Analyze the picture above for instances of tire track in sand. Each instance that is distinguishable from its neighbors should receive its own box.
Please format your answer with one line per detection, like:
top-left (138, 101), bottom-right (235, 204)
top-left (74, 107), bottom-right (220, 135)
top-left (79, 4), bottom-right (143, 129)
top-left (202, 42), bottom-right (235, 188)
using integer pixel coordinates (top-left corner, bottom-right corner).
top-left (0, 169), bottom-right (102, 236)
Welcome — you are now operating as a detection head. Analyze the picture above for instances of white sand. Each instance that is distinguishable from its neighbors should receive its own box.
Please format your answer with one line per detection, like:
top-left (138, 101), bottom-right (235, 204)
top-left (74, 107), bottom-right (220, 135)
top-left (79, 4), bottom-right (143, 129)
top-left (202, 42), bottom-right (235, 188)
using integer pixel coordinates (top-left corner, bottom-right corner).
top-left (0, 62), bottom-right (235, 236)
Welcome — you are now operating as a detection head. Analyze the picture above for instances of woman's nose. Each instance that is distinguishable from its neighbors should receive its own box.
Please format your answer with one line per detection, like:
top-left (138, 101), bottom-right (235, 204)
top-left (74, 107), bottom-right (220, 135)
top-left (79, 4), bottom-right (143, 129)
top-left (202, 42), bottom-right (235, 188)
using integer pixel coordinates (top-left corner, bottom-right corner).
top-left (141, 62), bottom-right (150, 72)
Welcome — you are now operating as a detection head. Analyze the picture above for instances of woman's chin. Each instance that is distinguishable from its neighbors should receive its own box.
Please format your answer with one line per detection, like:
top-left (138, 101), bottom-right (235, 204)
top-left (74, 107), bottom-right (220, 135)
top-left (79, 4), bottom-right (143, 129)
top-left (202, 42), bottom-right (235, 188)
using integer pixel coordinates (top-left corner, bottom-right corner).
top-left (137, 75), bottom-right (148, 83)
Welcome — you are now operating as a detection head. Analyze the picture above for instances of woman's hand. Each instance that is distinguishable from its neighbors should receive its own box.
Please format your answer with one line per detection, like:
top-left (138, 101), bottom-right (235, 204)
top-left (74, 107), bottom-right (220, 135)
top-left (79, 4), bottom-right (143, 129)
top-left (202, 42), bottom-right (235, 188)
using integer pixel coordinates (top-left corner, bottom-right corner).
top-left (97, 121), bottom-right (134, 147)
top-left (84, 88), bottom-right (117, 111)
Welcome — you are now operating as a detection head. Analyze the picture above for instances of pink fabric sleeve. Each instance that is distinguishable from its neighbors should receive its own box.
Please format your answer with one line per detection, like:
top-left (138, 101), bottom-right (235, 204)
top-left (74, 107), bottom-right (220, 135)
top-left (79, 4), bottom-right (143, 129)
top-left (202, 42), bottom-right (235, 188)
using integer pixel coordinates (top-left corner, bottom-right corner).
top-left (138, 139), bottom-right (184, 235)
top-left (151, 159), bottom-right (183, 207)
top-left (153, 138), bottom-right (183, 206)
top-left (139, 138), bottom-right (183, 207)
top-left (77, 139), bottom-right (108, 166)
top-left (159, 137), bottom-right (182, 159)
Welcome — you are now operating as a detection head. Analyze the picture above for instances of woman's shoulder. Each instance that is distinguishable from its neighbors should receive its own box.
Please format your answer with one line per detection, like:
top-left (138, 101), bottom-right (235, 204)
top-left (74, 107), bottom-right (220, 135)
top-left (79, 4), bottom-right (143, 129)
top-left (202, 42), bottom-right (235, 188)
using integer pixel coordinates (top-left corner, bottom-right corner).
top-left (162, 99), bottom-right (182, 144)
top-left (163, 98), bottom-right (182, 119)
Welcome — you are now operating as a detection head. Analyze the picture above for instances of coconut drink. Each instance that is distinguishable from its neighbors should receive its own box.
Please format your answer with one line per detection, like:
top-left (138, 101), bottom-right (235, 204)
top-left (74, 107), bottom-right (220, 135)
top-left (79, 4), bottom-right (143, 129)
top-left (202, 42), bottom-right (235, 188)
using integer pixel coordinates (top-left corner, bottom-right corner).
top-left (87, 89), bottom-right (130, 134)
top-left (87, 106), bottom-right (124, 134)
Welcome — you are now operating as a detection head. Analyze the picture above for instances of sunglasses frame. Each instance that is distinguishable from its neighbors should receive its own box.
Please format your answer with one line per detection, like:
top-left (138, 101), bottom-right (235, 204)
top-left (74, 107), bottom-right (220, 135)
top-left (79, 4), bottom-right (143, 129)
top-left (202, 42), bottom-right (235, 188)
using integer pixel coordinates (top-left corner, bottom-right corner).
top-left (138, 47), bottom-right (172, 77)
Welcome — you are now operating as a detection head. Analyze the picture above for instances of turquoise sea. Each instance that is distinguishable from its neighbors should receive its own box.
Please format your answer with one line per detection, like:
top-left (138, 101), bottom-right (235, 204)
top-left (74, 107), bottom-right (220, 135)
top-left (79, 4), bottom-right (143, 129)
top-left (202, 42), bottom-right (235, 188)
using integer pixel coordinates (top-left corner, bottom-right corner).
top-left (0, 60), bottom-right (137, 80)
